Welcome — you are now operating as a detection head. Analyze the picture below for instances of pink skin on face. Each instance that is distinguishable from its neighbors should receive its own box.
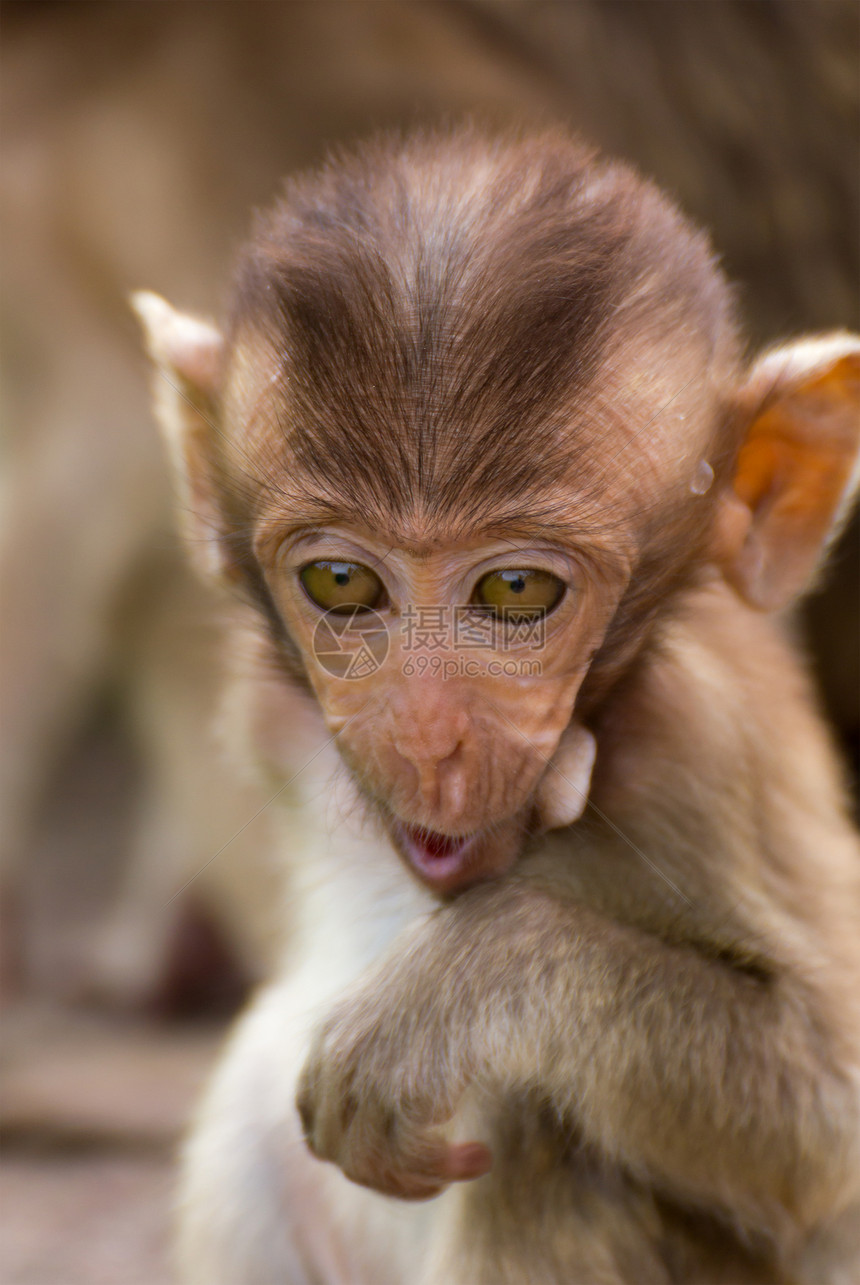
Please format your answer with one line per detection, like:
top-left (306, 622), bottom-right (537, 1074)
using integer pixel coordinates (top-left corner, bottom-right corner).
top-left (256, 520), bottom-right (629, 892)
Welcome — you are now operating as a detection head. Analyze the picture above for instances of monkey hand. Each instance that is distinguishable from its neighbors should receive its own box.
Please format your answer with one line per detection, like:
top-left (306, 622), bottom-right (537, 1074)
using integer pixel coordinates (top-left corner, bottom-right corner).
top-left (296, 949), bottom-right (492, 1200)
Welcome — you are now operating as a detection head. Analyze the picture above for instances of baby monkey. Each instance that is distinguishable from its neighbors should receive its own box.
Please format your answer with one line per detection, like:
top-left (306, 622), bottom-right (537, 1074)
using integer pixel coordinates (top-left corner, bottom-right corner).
top-left (135, 130), bottom-right (860, 1284)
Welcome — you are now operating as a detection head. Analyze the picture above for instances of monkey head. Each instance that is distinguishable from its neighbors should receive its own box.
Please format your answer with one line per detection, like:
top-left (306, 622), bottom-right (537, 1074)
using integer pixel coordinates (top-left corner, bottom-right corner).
top-left (134, 131), bottom-right (860, 894)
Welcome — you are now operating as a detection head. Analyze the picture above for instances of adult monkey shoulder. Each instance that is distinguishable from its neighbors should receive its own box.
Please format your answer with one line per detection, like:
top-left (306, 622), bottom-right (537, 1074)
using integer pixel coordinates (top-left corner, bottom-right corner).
top-left (134, 129), bottom-right (860, 1284)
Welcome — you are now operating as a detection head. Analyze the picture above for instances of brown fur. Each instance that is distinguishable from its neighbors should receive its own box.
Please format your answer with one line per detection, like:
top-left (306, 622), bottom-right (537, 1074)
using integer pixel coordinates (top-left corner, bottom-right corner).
top-left (227, 131), bottom-right (732, 514)
top-left (221, 129), bottom-right (741, 699)
top-left (135, 130), bottom-right (860, 1283)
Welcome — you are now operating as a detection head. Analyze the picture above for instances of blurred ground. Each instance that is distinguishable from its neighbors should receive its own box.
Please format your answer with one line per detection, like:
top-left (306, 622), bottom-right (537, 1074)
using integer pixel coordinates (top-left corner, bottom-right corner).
top-left (3, 1155), bottom-right (170, 1285)
top-left (0, 1004), bottom-right (224, 1285)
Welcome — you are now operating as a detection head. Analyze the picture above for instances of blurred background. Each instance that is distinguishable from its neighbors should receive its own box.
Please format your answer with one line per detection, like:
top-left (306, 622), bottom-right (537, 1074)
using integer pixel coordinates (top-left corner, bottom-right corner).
top-left (1, 2), bottom-right (857, 1281)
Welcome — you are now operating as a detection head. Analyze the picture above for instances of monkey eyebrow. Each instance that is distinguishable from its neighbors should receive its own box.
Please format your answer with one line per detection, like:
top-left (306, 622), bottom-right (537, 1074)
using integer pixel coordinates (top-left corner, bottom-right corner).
top-left (262, 520), bottom-right (400, 575)
top-left (476, 517), bottom-right (576, 545)
top-left (284, 511), bottom-right (582, 552)
top-left (487, 700), bottom-right (693, 908)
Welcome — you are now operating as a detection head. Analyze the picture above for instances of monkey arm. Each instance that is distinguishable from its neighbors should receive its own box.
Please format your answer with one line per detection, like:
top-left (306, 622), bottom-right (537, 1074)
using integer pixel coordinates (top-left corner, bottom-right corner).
top-left (440, 879), bottom-right (858, 1231)
top-left (297, 874), bottom-right (859, 1238)
top-left (298, 597), bottom-right (860, 1235)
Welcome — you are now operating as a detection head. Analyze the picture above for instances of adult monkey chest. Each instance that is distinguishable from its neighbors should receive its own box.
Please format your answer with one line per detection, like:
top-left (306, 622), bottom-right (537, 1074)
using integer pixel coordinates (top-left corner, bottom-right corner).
top-left (135, 128), bottom-right (860, 1284)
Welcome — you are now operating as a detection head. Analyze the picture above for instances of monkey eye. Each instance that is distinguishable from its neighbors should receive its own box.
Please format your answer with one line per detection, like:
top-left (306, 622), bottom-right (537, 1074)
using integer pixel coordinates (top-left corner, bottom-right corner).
top-left (472, 568), bottom-right (565, 620)
top-left (299, 560), bottom-right (385, 615)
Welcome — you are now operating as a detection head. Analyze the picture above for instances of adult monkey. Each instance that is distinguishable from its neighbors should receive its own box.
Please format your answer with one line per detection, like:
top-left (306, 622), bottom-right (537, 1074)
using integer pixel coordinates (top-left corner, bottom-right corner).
top-left (135, 131), bottom-right (860, 1283)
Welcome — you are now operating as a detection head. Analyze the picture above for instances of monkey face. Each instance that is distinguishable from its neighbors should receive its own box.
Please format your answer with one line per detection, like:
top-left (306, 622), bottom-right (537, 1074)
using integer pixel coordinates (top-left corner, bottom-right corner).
top-left (134, 130), bottom-right (746, 891)
top-left (254, 517), bottom-right (628, 891)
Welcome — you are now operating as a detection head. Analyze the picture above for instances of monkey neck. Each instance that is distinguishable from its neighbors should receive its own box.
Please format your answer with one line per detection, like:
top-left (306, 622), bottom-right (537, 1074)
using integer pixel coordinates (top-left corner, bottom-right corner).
top-left (277, 800), bottom-right (435, 987)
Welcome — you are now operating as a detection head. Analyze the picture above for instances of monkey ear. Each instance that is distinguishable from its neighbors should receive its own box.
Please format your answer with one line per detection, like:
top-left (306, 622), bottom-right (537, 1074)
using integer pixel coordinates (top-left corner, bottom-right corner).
top-left (131, 291), bottom-right (230, 581)
top-left (718, 333), bottom-right (860, 611)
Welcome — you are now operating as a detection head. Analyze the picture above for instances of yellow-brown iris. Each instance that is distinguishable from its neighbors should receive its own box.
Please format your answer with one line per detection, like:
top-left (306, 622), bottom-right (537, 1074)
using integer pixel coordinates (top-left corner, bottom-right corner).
top-left (300, 561), bottom-right (385, 614)
top-left (473, 568), bottom-right (564, 619)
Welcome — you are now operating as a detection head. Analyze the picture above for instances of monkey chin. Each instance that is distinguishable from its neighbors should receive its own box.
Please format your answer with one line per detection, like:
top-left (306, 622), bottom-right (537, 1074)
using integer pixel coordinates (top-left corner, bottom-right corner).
top-left (390, 818), bottom-right (524, 895)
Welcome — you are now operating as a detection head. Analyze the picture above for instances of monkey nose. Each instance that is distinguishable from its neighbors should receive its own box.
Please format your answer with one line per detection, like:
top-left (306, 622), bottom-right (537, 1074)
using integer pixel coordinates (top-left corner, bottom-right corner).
top-left (411, 750), bottom-right (464, 813)
top-left (392, 738), bottom-right (466, 813)
top-left (442, 767), bottom-right (469, 819)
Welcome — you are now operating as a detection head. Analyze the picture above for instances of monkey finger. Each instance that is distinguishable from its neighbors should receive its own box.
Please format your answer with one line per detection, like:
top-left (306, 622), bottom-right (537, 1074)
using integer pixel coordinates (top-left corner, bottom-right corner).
top-left (336, 1119), bottom-right (443, 1192)
top-left (440, 1140), bottom-right (493, 1182)
top-left (369, 1140), bottom-right (491, 1200)
top-left (383, 1129), bottom-right (490, 1188)
top-left (357, 1164), bottom-right (448, 1202)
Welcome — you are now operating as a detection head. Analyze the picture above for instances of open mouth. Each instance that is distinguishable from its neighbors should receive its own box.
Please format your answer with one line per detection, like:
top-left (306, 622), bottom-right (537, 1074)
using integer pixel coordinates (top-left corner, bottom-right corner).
top-left (393, 822), bottom-right (479, 890)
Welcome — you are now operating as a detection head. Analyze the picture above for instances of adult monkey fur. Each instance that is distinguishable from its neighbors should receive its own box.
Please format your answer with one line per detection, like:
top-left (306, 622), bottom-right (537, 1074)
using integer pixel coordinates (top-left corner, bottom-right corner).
top-left (135, 131), bottom-right (860, 1283)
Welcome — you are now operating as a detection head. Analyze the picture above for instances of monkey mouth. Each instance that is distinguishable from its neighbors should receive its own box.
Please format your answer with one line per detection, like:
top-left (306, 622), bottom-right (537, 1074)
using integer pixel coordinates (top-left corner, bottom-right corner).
top-left (393, 823), bottom-right (480, 892)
